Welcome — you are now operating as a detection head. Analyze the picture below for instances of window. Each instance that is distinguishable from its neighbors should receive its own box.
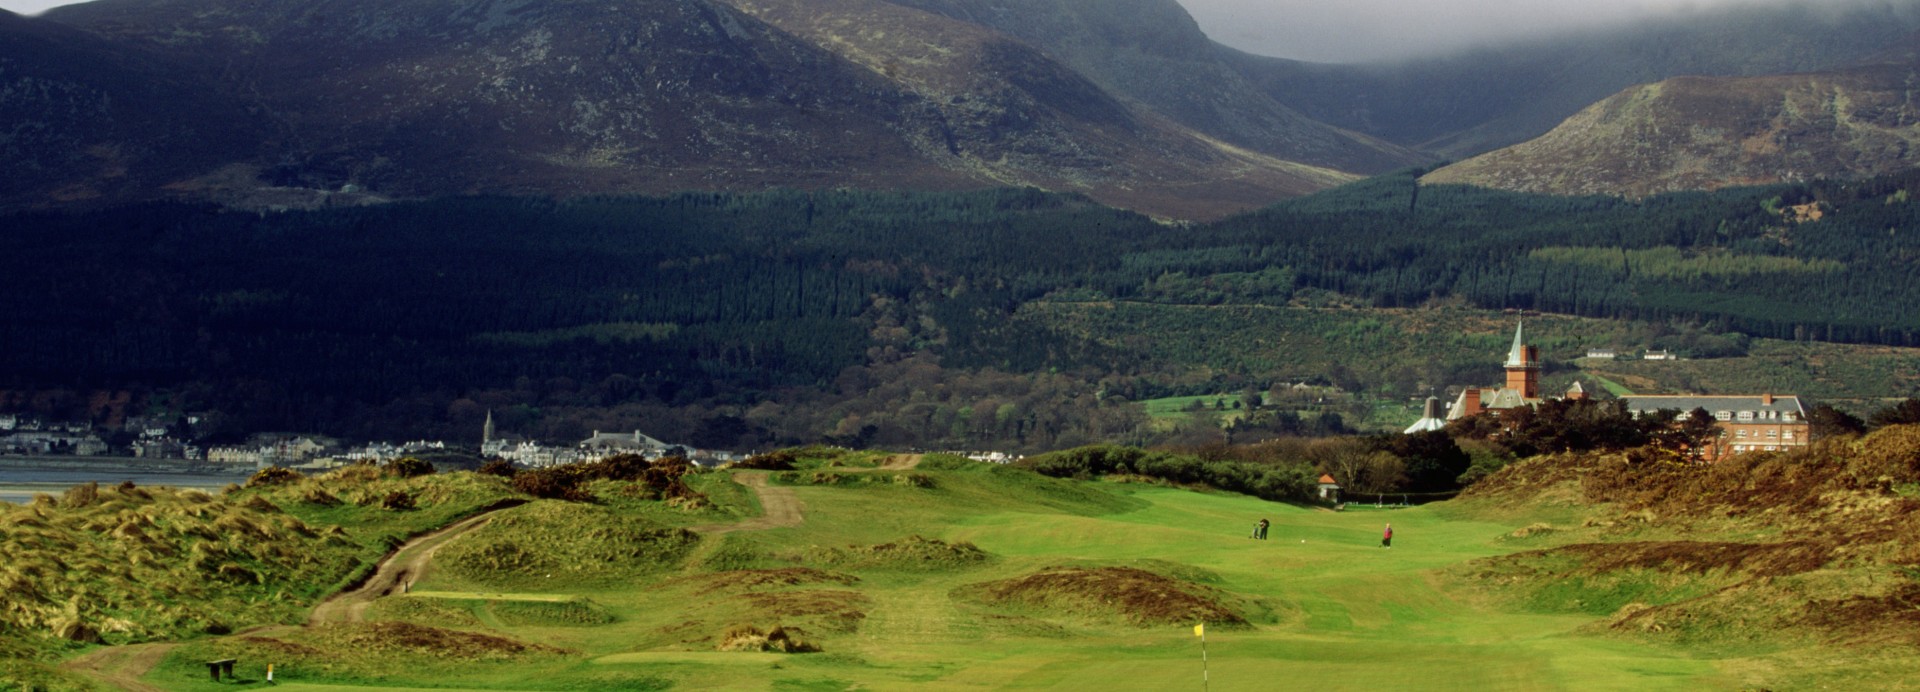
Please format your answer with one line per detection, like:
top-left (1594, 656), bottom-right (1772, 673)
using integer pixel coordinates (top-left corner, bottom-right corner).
top-left (1784, 431), bottom-right (1796, 440)
top-left (1737, 429), bottom-right (1749, 438)
top-left (1766, 430), bottom-right (1779, 438)
top-left (1715, 411), bottom-right (1732, 421)
top-left (1737, 410), bottom-right (1755, 421)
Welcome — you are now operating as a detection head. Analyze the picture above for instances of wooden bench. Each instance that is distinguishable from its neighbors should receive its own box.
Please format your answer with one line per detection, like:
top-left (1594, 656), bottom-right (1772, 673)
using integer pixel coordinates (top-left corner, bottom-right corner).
top-left (205, 658), bottom-right (236, 681)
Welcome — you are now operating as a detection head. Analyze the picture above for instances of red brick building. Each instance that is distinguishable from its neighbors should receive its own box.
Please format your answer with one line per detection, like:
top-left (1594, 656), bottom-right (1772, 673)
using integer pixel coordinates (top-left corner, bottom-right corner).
top-left (1622, 393), bottom-right (1810, 461)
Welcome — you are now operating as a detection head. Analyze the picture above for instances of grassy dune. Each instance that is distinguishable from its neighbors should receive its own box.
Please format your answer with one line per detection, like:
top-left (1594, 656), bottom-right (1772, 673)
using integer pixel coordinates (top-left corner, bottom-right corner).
top-left (94, 448), bottom-right (1906, 690)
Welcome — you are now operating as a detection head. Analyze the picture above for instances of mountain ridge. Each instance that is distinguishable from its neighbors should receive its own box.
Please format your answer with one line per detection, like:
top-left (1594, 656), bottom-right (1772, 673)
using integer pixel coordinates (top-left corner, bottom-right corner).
top-left (1422, 58), bottom-right (1920, 197)
top-left (9, 0), bottom-right (1920, 214)
top-left (14, 0), bottom-right (1366, 220)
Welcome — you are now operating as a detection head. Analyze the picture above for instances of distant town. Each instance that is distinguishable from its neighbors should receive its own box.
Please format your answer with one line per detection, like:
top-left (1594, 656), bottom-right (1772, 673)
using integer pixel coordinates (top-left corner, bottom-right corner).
top-left (0, 410), bottom-right (1019, 471)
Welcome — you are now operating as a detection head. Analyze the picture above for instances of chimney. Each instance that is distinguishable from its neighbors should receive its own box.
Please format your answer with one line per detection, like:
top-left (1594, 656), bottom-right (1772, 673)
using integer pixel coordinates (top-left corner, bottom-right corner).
top-left (1762, 393), bottom-right (1774, 406)
top-left (1464, 388), bottom-right (1482, 416)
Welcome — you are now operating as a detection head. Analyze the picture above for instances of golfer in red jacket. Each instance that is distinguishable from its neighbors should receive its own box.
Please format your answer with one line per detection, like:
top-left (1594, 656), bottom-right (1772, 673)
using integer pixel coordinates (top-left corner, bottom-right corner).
top-left (1382, 523), bottom-right (1393, 549)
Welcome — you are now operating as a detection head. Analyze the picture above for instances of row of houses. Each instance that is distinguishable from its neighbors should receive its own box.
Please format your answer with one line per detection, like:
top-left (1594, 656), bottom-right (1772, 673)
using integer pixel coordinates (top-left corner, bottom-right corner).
top-left (1583, 348), bottom-right (1677, 361)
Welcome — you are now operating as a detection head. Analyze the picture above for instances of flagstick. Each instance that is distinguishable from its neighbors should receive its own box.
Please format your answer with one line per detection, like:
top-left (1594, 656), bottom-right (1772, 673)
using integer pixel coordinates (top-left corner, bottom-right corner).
top-left (1200, 626), bottom-right (1209, 692)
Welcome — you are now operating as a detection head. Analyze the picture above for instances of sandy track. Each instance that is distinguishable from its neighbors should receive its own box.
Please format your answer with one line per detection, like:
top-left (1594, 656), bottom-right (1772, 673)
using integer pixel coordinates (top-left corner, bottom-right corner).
top-left (879, 454), bottom-right (924, 470)
top-left (59, 473), bottom-right (801, 688)
top-left (60, 641), bottom-right (174, 692)
top-left (690, 472), bottom-right (803, 535)
top-left (308, 504), bottom-right (521, 624)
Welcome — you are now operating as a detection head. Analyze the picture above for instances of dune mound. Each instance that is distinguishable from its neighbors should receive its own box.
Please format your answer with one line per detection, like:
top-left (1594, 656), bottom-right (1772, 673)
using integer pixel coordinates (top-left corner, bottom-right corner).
top-left (961, 566), bottom-right (1247, 628)
top-left (680, 568), bottom-right (861, 594)
top-left (1457, 426), bottom-right (1920, 646)
top-left (808, 536), bottom-right (992, 571)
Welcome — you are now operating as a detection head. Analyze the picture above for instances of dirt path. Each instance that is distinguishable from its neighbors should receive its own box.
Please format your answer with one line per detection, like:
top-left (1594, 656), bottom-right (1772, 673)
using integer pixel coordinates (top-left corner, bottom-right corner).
top-left (689, 472), bottom-right (803, 535)
top-left (878, 454), bottom-right (923, 470)
top-left (309, 507), bottom-right (517, 624)
top-left (60, 641), bottom-right (175, 692)
top-left (58, 475), bottom-right (801, 689)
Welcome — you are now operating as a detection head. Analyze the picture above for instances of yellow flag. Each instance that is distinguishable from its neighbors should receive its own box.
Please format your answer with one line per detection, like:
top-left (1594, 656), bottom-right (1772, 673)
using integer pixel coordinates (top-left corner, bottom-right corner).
top-left (1193, 623), bottom-right (1204, 637)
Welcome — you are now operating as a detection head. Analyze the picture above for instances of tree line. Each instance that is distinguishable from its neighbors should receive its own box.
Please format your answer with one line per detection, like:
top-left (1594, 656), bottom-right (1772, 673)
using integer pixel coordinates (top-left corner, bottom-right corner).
top-left (5, 171), bottom-right (1920, 448)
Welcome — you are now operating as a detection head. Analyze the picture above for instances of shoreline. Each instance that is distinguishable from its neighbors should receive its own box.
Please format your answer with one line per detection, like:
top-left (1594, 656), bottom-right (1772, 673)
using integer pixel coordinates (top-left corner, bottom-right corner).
top-left (0, 457), bottom-right (256, 504)
top-left (0, 455), bottom-right (255, 475)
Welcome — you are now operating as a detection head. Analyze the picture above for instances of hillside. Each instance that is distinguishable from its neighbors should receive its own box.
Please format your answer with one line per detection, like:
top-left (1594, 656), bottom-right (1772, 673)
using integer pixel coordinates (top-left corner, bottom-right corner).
top-left (6, 172), bottom-right (1920, 449)
top-left (0, 10), bottom-right (267, 206)
top-left (14, 0), bottom-right (1365, 220)
top-left (875, 0), bottom-right (1426, 173)
top-left (1421, 61), bottom-right (1920, 197)
top-left (1452, 425), bottom-right (1920, 658)
top-left (8, 0), bottom-right (1920, 212)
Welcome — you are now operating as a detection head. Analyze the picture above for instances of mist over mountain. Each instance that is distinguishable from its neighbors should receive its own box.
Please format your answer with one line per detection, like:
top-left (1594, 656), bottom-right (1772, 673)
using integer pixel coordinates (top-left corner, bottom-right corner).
top-left (4, 0), bottom-right (1920, 215)
top-left (1230, 1), bottom-right (1920, 158)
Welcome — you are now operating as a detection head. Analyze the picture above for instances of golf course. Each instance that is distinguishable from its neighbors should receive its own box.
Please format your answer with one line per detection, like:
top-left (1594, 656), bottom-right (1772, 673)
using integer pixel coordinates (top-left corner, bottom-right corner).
top-left (12, 438), bottom-right (1920, 690)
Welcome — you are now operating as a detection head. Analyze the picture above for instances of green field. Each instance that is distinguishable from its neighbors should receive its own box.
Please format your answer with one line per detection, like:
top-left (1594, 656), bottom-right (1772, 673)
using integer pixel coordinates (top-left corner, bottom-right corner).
top-left (105, 457), bottom-right (1900, 691)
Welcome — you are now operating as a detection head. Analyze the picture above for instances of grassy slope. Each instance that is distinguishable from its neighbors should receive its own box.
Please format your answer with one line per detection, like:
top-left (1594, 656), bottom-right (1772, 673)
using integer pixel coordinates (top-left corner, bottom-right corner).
top-left (124, 452), bottom-right (1913, 690)
top-left (1027, 302), bottom-right (1920, 407)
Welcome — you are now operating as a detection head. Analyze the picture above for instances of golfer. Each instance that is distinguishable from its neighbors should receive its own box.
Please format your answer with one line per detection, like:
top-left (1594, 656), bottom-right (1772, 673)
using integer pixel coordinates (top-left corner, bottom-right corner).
top-left (1381, 523), bottom-right (1393, 548)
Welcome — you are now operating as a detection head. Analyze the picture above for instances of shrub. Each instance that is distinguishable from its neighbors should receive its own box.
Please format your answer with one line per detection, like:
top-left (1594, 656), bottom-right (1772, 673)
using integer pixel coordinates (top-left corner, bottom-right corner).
top-left (733, 451), bottom-right (797, 470)
top-left (245, 466), bottom-right (303, 488)
top-left (386, 457), bottom-right (435, 478)
top-left (380, 491), bottom-right (416, 511)
top-left (478, 459), bottom-right (518, 478)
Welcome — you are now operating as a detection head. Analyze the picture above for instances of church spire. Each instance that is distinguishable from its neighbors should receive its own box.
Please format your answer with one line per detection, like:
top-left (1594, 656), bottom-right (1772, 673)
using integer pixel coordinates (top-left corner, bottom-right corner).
top-left (1503, 321), bottom-right (1540, 400)
top-left (482, 409), bottom-right (495, 446)
top-left (1505, 321), bottom-right (1528, 368)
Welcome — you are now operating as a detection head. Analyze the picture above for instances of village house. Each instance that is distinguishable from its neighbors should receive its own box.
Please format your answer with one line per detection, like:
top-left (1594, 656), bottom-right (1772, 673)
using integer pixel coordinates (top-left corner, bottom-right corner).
top-left (582, 430), bottom-right (677, 457)
top-left (1317, 474), bottom-right (1342, 502)
top-left (208, 447), bottom-right (265, 465)
top-left (1622, 394), bottom-right (1811, 461)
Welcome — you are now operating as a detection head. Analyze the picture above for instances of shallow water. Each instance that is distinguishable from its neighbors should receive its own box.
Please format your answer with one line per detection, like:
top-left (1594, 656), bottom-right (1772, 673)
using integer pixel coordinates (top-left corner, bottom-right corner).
top-left (0, 461), bottom-right (252, 504)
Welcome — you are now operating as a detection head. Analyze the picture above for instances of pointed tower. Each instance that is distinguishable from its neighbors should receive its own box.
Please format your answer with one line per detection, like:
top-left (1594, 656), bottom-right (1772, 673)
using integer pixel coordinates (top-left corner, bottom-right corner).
top-left (482, 410), bottom-right (496, 448)
top-left (1503, 321), bottom-right (1540, 400)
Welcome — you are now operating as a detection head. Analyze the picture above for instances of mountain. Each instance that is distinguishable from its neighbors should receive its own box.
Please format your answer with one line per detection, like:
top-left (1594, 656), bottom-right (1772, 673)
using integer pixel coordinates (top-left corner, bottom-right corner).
top-left (1229, 1), bottom-right (1920, 158)
top-left (1420, 57), bottom-right (1920, 197)
top-left (0, 10), bottom-right (266, 206)
top-left (13, 0), bottom-right (1920, 215)
top-left (21, 0), bottom-right (1367, 220)
top-left (870, 0), bottom-right (1424, 174)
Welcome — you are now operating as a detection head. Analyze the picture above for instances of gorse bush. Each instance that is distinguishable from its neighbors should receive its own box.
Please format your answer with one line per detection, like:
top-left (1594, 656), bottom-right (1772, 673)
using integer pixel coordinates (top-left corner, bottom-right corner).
top-left (387, 457), bottom-right (436, 478)
top-left (478, 459), bottom-right (518, 478)
top-left (508, 455), bottom-right (703, 503)
top-left (246, 466), bottom-right (304, 488)
top-left (1022, 445), bottom-right (1317, 503)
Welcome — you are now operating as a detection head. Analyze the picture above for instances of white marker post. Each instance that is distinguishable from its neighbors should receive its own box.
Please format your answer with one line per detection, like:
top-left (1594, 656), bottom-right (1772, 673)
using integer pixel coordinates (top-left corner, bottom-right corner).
top-left (1194, 622), bottom-right (1209, 691)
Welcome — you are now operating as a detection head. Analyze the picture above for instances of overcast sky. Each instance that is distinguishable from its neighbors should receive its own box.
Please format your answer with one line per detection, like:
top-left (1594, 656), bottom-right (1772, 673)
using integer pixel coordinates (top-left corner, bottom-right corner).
top-left (0, 0), bottom-right (1895, 63)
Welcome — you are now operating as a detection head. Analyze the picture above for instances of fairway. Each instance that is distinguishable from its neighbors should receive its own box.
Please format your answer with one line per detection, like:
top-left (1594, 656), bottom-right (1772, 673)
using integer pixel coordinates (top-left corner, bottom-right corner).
top-left (139, 464), bottom-right (1836, 690)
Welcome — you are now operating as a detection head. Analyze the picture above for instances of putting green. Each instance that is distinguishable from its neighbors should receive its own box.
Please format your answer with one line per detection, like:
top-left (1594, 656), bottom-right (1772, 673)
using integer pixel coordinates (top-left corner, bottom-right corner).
top-left (401, 591), bottom-right (577, 602)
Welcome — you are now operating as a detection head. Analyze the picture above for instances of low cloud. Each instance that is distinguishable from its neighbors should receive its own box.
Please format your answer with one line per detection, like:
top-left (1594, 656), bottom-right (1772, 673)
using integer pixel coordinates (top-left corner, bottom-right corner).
top-left (1179, 0), bottom-right (1911, 63)
top-left (1, 0), bottom-right (70, 15)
